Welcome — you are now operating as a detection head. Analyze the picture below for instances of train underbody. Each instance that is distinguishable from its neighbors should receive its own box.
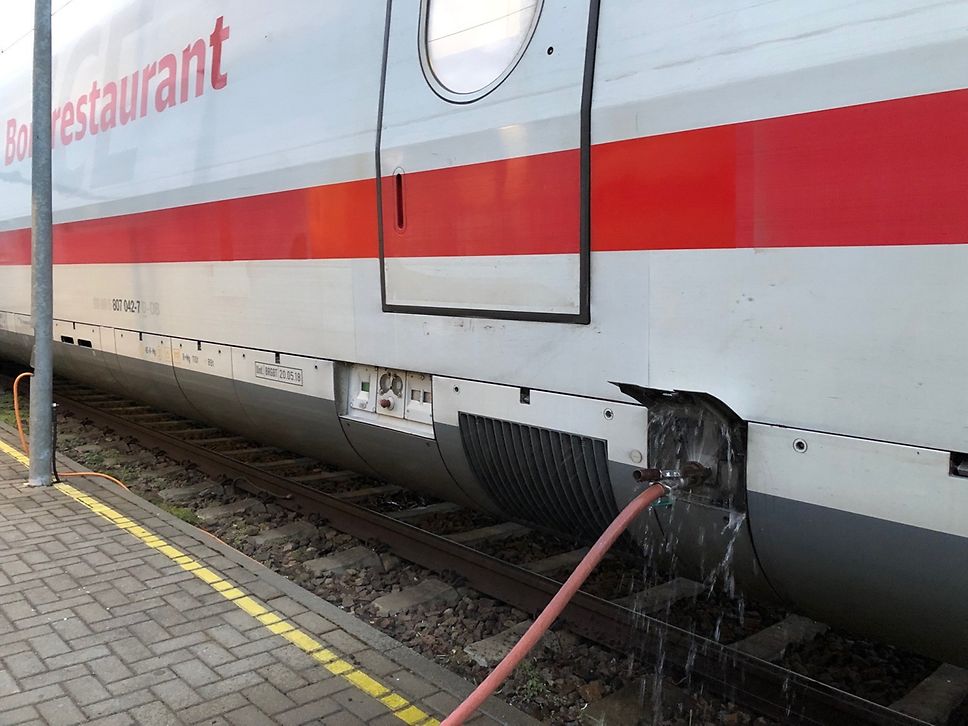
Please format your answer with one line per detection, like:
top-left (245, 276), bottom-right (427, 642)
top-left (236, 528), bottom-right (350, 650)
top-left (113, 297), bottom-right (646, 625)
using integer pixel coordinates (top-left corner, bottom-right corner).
top-left (0, 322), bottom-right (964, 669)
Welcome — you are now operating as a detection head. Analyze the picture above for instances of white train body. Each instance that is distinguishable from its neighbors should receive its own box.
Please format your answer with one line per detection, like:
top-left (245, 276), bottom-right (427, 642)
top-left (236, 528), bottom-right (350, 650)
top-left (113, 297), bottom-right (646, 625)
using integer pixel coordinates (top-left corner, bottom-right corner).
top-left (1, 1), bottom-right (966, 664)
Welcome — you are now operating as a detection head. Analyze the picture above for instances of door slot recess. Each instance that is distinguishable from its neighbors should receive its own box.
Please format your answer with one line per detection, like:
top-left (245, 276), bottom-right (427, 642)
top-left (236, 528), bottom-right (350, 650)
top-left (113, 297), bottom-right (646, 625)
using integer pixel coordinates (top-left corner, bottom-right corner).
top-left (393, 172), bottom-right (405, 231)
top-left (950, 452), bottom-right (968, 478)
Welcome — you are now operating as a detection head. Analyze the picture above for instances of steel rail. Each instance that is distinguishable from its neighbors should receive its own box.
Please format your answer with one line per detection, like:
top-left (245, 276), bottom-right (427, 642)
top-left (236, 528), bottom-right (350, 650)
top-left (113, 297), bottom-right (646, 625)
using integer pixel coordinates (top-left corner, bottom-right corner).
top-left (44, 382), bottom-right (926, 726)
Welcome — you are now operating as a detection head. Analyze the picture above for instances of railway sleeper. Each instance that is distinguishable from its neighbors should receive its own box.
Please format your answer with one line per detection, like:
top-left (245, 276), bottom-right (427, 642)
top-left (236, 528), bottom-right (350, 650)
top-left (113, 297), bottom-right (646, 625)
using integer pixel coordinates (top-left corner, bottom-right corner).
top-left (304, 545), bottom-right (384, 576)
top-left (252, 457), bottom-right (315, 471)
top-left (526, 548), bottom-right (591, 575)
top-left (446, 522), bottom-right (531, 546)
top-left (92, 402), bottom-right (146, 411)
top-left (385, 502), bottom-right (462, 521)
top-left (193, 436), bottom-right (248, 446)
top-left (729, 614), bottom-right (829, 662)
top-left (890, 664), bottom-right (968, 725)
top-left (330, 483), bottom-right (400, 499)
top-left (464, 619), bottom-right (577, 668)
top-left (249, 520), bottom-right (317, 546)
top-left (290, 470), bottom-right (358, 484)
top-left (616, 578), bottom-right (707, 615)
top-left (158, 480), bottom-right (221, 504)
top-left (195, 497), bottom-right (264, 524)
top-left (161, 426), bottom-right (220, 436)
top-left (370, 578), bottom-right (460, 616)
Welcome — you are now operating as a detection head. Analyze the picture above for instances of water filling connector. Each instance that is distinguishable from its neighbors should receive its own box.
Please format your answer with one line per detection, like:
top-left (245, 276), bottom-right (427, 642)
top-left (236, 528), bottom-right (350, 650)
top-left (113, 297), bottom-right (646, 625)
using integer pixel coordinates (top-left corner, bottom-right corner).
top-left (443, 464), bottom-right (708, 725)
top-left (631, 462), bottom-right (708, 508)
top-left (632, 460), bottom-right (710, 487)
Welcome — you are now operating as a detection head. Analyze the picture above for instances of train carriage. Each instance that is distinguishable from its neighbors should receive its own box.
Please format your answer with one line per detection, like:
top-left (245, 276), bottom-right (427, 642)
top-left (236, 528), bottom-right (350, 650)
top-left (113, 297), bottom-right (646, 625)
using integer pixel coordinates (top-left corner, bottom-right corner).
top-left (1, 0), bottom-right (966, 666)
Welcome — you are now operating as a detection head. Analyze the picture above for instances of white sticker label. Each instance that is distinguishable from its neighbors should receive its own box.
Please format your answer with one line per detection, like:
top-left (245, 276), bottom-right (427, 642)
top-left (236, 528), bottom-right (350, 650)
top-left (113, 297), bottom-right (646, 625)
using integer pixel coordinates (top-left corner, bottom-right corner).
top-left (254, 361), bottom-right (303, 386)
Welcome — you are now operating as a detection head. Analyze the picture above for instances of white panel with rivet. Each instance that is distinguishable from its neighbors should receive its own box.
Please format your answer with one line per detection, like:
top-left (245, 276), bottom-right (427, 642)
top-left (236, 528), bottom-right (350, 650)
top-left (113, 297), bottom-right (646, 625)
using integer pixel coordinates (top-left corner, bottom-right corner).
top-left (432, 376), bottom-right (648, 466)
top-left (170, 337), bottom-right (233, 380)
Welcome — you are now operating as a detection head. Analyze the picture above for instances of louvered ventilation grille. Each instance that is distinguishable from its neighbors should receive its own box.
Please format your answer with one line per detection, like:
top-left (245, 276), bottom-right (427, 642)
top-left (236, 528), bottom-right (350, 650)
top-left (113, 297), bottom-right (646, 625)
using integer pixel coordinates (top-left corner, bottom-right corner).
top-left (459, 413), bottom-right (620, 540)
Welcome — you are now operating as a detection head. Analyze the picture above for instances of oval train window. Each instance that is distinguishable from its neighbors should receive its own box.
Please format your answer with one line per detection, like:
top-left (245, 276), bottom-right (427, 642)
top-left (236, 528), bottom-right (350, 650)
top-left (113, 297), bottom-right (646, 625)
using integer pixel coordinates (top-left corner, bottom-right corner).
top-left (421, 0), bottom-right (542, 101)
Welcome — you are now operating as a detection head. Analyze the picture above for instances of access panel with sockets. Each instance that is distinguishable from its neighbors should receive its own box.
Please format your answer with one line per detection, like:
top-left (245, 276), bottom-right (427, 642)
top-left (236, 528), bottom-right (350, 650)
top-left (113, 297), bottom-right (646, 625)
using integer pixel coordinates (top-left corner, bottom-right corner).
top-left (344, 364), bottom-right (434, 436)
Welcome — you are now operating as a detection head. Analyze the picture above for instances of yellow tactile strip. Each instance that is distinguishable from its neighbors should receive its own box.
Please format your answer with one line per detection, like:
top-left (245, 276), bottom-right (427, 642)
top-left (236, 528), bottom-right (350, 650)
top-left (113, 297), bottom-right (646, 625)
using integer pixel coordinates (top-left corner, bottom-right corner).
top-left (0, 438), bottom-right (30, 467)
top-left (0, 438), bottom-right (440, 726)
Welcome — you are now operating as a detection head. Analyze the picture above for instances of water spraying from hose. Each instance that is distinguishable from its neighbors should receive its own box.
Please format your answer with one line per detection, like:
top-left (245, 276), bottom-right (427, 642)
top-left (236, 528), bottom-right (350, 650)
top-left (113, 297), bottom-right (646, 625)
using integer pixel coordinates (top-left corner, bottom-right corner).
top-left (443, 465), bottom-right (707, 724)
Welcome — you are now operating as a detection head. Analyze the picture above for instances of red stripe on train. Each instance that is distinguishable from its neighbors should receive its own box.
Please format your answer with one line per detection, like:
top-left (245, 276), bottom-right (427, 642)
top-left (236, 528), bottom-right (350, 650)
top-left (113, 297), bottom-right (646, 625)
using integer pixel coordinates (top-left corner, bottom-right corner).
top-left (1, 87), bottom-right (967, 265)
top-left (0, 179), bottom-right (379, 265)
top-left (594, 88), bottom-right (968, 250)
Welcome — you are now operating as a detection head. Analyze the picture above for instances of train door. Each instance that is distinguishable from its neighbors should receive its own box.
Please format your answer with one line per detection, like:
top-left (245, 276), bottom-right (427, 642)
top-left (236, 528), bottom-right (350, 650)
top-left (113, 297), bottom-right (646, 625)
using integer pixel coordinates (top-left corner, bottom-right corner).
top-left (377, 1), bottom-right (598, 323)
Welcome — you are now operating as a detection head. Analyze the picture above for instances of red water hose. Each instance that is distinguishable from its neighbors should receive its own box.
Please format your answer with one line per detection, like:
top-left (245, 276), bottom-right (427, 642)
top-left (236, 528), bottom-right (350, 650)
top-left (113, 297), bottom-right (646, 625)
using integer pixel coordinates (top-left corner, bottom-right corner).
top-left (443, 482), bottom-right (669, 725)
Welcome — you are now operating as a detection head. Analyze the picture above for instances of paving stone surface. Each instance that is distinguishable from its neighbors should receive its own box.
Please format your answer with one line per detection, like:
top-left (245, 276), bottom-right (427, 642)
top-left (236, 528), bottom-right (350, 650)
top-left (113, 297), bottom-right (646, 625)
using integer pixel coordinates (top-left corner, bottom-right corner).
top-left (0, 425), bottom-right (536, 726)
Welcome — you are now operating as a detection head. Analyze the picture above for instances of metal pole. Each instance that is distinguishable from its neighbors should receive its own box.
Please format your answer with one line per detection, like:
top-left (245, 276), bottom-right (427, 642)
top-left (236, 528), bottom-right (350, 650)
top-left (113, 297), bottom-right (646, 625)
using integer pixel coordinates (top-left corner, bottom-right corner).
top-left (27, 0), bottom-right (53, 486)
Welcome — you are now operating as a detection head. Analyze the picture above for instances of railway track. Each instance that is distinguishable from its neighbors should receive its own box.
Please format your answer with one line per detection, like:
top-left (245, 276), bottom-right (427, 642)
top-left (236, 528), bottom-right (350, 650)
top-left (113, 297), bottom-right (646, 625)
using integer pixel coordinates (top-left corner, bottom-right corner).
top-left (8, 371), bottom-right (960, 725)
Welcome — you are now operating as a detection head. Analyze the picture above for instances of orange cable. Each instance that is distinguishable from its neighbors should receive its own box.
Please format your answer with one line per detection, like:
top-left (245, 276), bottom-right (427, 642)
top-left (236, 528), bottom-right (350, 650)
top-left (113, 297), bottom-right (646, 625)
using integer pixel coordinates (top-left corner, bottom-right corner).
top-left (59, 471), bottom-right (130, 491)
top-left (9, 371), bottom-right (258, 550)
top-left (12, 371), bottom-right (128, 490)
top-left (12, 371), bottom-right (31, 453)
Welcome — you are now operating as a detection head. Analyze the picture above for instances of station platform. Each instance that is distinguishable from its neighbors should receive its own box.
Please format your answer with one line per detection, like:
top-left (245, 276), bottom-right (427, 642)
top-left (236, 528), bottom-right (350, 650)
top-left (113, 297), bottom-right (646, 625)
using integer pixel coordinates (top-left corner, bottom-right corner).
top-left (0, 426), bottom-right (533, 726)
